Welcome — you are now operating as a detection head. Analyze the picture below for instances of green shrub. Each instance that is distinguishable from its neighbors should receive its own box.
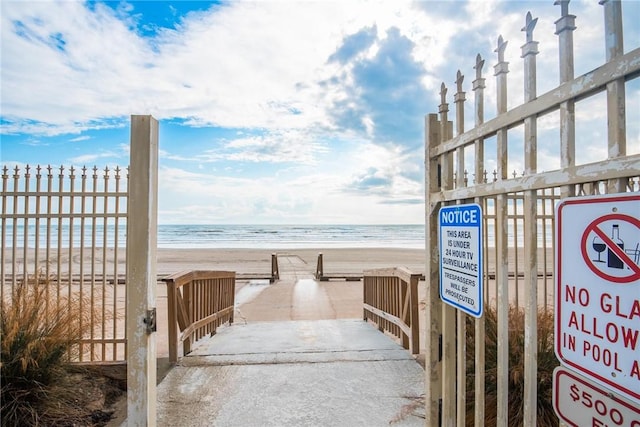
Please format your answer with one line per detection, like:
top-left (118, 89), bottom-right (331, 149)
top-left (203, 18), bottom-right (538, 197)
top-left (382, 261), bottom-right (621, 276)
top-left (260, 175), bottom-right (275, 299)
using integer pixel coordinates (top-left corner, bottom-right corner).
top-left (465, 305), bottom-right (559, 426)
top-left (1, 278), bottom-right (85, 426)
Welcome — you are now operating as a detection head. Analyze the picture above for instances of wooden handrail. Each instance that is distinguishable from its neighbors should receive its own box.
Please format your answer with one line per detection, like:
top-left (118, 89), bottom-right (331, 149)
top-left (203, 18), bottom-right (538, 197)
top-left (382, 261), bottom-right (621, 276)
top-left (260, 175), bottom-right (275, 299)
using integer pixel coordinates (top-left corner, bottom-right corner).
top-left (363, 267), bottom-right (421, 354)
top-left (162, 270), bottom-right (235, 363)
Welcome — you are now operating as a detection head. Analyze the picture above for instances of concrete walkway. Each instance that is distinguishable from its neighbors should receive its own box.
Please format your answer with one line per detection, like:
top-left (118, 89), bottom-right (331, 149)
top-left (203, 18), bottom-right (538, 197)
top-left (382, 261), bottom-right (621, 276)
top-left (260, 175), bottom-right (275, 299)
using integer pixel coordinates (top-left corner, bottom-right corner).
top-left (116, 252), bottom-right (426, 426)
top-left (156, 319), bottom-right (425, 426)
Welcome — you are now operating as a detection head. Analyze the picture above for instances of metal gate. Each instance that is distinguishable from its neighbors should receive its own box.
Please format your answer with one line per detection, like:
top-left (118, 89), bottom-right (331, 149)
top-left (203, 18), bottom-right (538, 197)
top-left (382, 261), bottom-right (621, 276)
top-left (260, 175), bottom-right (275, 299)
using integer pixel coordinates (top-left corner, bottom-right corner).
top-left (424, 1), bottom-right (640, 425)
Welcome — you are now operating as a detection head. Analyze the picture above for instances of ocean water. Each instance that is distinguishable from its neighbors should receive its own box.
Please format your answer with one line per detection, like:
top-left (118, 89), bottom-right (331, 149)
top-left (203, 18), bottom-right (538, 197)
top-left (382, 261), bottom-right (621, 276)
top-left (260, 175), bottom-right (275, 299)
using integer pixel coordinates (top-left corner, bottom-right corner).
top-left (157, 224), bottom-right (425, 249)
top-left (4, 223), bottom-right (426, 249)
top-left (4, 222), bottom-right (557, 249)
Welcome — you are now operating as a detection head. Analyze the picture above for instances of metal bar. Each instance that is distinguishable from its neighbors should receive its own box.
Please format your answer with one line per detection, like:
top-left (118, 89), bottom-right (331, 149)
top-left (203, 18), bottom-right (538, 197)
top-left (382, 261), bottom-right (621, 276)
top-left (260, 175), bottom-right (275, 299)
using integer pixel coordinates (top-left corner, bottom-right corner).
top-left (114, 167), bottom-right (124, 360)
top-left (473, 53), bottom-right (487, 426)
top-left (522, 16), bottom-right (540, 422)
top-left (11, 167), bottom-right (19, 292)
top-left (45, 167), bottom-right (53, 319)
top-left (431, 155), bottom-right (640, 202)
top-left (67, 167), bottom-right (76, 362)
top-left (79, 168), bottom-right (87, 361)
top-left (431, 47), bottom-right (640, 157)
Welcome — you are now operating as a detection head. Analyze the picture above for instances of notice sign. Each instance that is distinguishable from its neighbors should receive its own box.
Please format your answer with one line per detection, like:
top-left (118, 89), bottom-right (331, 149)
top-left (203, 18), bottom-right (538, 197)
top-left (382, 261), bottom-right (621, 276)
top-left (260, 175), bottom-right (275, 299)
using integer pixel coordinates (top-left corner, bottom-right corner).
top-left (553, 367), bottom-right (640, 427)
top-left (555, 193), bottom-right (640, 404)
top-left (439, 203), bottom-right (483, 318)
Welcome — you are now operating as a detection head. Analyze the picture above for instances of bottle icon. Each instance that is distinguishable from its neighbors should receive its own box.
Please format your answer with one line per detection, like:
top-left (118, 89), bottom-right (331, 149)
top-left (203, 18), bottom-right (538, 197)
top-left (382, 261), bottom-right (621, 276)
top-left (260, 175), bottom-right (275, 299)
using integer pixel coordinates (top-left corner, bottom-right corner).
top-left (607, 224), bottom-right (624, 269)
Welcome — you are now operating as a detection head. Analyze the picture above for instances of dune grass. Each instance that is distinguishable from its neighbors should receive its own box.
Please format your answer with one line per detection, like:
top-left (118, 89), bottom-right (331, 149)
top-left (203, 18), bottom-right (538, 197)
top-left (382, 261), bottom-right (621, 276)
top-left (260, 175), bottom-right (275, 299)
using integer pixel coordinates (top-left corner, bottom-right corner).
top-left (0, 277), bottom-right (94, 426)
top-left (465, 304), bottom-right (559, 426)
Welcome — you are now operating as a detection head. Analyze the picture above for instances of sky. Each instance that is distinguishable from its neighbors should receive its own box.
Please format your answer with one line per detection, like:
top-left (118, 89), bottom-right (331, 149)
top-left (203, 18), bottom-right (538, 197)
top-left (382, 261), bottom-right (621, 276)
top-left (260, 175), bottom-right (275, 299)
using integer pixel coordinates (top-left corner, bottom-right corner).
top-left (1, 0), bottom-right (639, 225)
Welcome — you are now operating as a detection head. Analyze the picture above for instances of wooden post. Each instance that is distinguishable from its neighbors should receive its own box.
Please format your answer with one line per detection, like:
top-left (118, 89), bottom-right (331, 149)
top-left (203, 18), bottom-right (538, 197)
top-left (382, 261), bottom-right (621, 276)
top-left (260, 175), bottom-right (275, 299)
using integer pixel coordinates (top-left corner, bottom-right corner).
top-left (521, 12), bottom-right (539, 427)
top-left (165, 277), bottom-right (178, 364)
top-left (126, 115), bottom-right (158, 426)
top-left (424, 113), bottom-right (443, 426)
top-left (315, 252), bottom-right (323, 280)
top-left (271, 253), bottom-right (279, 282)
top-left (409, 273), bottom-right (420, 355)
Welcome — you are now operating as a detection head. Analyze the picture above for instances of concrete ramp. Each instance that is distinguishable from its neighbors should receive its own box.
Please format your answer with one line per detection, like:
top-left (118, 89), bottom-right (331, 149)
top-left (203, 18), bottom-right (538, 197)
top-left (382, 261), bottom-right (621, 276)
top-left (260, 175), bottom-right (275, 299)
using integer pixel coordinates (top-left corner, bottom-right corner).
top-left (156, 319), bottom-right (425, 426)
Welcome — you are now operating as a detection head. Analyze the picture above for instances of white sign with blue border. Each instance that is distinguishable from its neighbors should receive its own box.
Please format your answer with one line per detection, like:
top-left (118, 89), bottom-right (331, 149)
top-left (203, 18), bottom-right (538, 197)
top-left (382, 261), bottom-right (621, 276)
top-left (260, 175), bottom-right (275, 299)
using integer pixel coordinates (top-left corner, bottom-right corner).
top-left (439, 203), bottom-right (483, 318)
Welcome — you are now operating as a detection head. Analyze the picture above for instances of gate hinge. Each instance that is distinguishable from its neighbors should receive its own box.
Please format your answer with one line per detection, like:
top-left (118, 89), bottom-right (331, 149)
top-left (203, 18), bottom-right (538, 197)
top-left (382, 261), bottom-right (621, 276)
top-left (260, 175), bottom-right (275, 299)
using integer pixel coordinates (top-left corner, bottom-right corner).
top-left (144, 308), bottom-right (157, 334)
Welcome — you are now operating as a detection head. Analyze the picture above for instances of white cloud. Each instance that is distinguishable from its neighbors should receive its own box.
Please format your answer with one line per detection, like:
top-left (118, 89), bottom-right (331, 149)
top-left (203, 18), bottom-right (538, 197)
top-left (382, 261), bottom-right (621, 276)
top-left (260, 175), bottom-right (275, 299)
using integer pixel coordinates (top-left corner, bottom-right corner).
top-left (2, 0), bottom-right (636, 224)
top-left (0, 0), bottom-right (463, 136)
top-left (69, 135), bottom-right (90, 142)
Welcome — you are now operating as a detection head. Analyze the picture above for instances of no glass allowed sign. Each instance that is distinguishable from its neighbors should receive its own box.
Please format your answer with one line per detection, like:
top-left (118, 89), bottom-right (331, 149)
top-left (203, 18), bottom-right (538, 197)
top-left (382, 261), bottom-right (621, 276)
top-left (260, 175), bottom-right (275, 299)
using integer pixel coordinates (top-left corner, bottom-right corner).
top-left (439, 203), bottom-right (483, 318)
top-left (555, 193), bottom-right (640, 404)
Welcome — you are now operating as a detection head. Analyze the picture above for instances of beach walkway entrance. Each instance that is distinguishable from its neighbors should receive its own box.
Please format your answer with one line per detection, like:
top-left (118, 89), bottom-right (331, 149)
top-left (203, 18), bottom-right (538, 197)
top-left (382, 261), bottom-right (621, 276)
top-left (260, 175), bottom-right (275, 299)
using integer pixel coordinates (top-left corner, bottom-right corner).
top-left (153, 254), bottom-right (426, 426)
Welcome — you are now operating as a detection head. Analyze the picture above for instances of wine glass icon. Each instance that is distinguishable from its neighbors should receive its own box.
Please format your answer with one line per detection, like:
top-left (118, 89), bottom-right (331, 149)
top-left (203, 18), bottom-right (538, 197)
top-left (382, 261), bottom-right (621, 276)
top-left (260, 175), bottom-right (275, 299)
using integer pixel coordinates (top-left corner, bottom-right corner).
top-left (592, 235), bottom-right (606, 262)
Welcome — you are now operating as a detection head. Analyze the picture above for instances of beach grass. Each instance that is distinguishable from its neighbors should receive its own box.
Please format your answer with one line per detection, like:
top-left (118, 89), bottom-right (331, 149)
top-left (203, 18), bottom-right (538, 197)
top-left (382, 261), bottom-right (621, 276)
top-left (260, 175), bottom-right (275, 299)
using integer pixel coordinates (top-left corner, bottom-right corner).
top-left (0, 275), bottom-right (106, 426)
top-left (465, 304), bottom-right (559, 426)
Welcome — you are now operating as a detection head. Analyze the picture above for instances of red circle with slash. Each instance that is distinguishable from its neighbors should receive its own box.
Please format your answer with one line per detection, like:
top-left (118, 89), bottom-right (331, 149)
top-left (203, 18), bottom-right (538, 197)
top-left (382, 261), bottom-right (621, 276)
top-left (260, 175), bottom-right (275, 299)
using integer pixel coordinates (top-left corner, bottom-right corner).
top-left (580, 213), bottom-right (640, 284)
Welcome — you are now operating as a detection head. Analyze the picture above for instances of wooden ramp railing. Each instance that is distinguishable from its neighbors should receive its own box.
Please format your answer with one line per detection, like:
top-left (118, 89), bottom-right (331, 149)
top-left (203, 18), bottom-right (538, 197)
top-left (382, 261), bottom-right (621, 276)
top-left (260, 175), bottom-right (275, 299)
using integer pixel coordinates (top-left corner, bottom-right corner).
top-left (363, 267), bottom-right (421, 354)
top-left (163, 270), bottom-right (235, 363)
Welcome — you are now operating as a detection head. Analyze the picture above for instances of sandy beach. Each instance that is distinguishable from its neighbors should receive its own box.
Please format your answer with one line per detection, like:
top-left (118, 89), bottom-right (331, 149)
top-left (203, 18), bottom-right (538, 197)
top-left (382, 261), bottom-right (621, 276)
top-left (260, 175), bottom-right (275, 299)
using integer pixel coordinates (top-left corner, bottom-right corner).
top-left (153, 246), bottom-right (554, 357)
top-left (154, 247), bottom-right (427, 358)
top-left (155, 247), bottom-right (427, 276)
top-left (4, 245), bottom-right (553, 360)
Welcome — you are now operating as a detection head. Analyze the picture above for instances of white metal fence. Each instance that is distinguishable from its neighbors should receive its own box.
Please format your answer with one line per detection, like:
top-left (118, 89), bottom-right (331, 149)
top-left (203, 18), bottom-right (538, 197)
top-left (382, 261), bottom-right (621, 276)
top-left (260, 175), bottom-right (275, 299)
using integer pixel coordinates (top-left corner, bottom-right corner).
top-left (424, 1), bottom-right (639, 425)
top-left (1, 164), bottom-right (129, 362)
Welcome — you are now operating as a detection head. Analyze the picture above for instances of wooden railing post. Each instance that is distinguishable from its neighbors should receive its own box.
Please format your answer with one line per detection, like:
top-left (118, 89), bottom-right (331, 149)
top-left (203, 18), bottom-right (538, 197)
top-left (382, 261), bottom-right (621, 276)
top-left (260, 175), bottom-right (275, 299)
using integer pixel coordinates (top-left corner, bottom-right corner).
top-left (165, 277), bottom-right (179, 364)
top-left (408, 273), bottom-right (420, 355)
top-left (271, 253), bottom-right (279, 282)
top-left (315, 252), bottom-right (324, 280)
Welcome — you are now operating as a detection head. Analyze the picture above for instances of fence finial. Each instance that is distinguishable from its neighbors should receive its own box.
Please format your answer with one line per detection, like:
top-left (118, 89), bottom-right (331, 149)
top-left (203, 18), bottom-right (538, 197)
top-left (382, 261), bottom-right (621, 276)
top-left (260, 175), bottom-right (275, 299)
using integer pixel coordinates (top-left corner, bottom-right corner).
top-left (495, 35), bottom-right (508, 62)
top-left (456, 70), bottom-right (464, 93)
top-left (474, 54), bottom-right (484, 80)
top-left (522, 12), bottom-right (538, 43)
